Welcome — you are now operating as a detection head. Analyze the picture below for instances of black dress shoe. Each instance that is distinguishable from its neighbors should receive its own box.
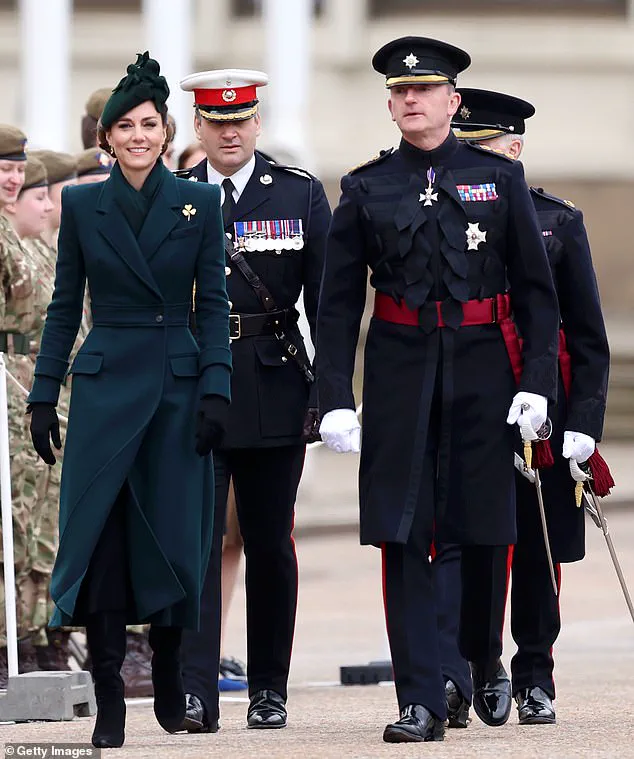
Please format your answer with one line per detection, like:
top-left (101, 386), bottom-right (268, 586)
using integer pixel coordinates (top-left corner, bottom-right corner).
top-left (516, 687), bottom-right (556, 725)
top-left (471, 659), bottom-right (512, 727)
top-left (446, 679), bottom-right (471, 728)
top-left (383, 704), bottom-right (445, 743)
top-left (180, 693), bottom-right (220, 733)
top-left (247, 689), bottom-right (287, 729)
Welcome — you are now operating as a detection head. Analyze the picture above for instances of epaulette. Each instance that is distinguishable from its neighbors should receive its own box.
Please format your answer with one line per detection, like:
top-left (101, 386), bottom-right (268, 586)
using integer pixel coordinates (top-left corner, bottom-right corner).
top-left (348, 148), bottom-right (394, 175)
top-left (530, 186), bottom-right (576, 210)
top-left (172, 168), bottom-right (199, 181)
top-left (268, 162), bottom-right (316, 181)
top-left (465, 141), bottom-right (514, 162)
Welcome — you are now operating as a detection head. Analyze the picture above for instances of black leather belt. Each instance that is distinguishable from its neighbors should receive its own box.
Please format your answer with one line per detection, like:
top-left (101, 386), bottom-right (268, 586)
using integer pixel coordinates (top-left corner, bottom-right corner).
top-left (229, 310), bottom-right (296, 341)
top-left (0, 332), bottom-right (30, 355)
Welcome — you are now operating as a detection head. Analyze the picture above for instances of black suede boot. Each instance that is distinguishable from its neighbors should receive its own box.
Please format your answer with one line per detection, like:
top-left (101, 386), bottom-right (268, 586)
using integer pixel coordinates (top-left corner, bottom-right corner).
top-left (148, 625), bottom-right (185, 733)
top-left (86, 612), bottom-right (127, 749)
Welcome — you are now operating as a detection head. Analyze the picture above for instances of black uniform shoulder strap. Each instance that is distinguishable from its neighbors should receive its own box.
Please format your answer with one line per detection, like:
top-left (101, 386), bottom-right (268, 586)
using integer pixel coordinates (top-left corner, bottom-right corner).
top-left (530, 186), bottom-right (577, 211)
top-left (464, 141), bottom-right (514, 163)
top-left (172, 168), bottom-right (200, 182)
top-left (348, 147), bottom-right (394, 175)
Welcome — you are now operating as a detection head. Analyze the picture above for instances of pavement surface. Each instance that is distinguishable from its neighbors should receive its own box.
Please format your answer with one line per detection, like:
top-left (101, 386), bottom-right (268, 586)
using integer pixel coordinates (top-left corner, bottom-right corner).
top-left (3, 508), bottom-right (634, 758)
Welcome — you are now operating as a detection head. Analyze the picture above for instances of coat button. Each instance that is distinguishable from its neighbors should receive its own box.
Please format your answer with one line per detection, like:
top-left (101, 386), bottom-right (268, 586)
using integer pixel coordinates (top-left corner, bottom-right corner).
top-left (225, 266), bottom-right (231, 276)
top-left (282, 356), bottom-right (288, 363)
top-left (155, 314), bottom-right (164, 323)
top-left (228, 300), bottom-right (233, 310)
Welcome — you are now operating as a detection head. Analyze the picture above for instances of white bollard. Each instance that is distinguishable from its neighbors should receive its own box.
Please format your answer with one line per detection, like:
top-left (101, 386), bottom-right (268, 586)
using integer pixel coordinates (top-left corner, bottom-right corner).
top-left (0, 352), bottom-right (18, 678)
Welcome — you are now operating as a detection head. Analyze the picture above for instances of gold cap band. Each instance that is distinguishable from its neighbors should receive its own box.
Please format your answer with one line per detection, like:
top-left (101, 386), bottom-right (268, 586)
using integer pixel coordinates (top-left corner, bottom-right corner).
top-left (453, 128), bottom-right (506, 140)
top-left (386, 74), bottom-right (451, 88)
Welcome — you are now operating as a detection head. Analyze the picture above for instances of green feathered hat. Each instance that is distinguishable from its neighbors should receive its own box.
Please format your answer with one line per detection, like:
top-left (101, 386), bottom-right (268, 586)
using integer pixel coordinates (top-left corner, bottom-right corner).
top-left (100, 51), bottom-right (170, 130)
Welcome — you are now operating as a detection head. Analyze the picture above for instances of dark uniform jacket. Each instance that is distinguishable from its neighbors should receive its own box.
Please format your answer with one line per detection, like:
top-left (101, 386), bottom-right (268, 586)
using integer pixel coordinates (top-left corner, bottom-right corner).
top-left (515, 187), bottom-right (610, 563)
top-left (317, 132), bottom-right (559, 547)
top-left (28, 170), bottom-right (231, 628)
top-left (180, 151), bottom-right (331, 448)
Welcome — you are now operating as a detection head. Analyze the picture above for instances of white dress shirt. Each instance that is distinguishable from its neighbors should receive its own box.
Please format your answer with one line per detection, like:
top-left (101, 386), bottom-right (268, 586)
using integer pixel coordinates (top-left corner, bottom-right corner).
top-left (206, 155), bottom-right (256, 204)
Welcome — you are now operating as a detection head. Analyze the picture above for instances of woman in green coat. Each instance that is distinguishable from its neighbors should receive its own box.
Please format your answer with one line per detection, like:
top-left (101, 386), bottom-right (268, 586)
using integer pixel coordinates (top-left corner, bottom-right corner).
top-left (27, 53), bottom-right (231, 749)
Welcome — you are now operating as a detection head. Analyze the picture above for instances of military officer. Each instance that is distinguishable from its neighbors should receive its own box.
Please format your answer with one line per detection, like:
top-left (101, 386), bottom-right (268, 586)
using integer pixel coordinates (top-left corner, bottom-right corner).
top-left (316, 37), bottom-right (560, 743)
top-left (177, 69), bottom-right (331, 732)
top-left (450, 88), bottom-right (610, 725)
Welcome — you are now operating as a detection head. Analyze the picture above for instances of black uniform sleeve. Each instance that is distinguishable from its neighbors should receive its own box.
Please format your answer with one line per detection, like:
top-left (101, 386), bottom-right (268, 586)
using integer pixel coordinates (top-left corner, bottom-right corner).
top-left (505, 161), bottom-right (560, 402)
top-left (302, 178), bottom-right (331, 343)
top-left (316, 174), bottom-right (368, 414)
top-left (556, 210), bottom-right (609, 440)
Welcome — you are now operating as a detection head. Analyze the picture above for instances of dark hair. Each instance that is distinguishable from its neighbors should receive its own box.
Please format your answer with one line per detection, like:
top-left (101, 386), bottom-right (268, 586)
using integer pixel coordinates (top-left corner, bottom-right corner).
top-left (97, 106), bottom-right (169, 154)
top-left (81, 114), bottom-right (99, 149)
top-left (177, 143), bottom-right (203, 170)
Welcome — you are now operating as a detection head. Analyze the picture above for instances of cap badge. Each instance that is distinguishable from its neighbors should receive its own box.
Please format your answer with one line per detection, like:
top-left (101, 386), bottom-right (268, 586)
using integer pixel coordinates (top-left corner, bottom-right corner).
top-left (459, 106), bottom-right (471, 120)
top-left (403, 53), bottom-right (419, 70)
top-left (466, 222), bottom-right (487, 251)
top-left (222, 89), bottom-right (237, 103)
top-left (97, 151), bottom-right (113, 168)
top-left (260, 174), bottom-right (273, 185)
top-left (182, 203), bottom-right (197, 221)
top-left (419, 167), bottom-right (438, 207)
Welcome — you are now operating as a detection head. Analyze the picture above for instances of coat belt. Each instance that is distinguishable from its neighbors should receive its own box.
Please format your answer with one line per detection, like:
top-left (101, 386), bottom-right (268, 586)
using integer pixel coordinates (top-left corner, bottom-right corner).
top-left (373, 292), bottom-right (511, 328)
top-left (91, 303), bottom-right (191, 327)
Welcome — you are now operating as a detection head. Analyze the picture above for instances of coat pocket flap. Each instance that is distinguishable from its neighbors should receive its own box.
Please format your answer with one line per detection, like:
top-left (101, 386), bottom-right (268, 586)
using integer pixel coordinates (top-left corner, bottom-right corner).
top-left (253, 338), bottom-right (286, 367)
top-left (169, 354), bottom-right (200, 377)
top-left (69, 353), bottom-right (103, 375)
top-left (169, 224), bottom-right (199, 239)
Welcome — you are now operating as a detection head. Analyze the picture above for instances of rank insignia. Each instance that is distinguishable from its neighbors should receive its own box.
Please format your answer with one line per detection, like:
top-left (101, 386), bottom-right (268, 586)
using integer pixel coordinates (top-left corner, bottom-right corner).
top-left (188, 176), bottom-right (198, 182)
top-left (466, 223), bottom-right (487, 251)
top-left (457, 183), bottom-right (498, 202)
top-left (260, 174), bottom-right (273, 185)
top-left (459, 106), bottom-right (471, 120)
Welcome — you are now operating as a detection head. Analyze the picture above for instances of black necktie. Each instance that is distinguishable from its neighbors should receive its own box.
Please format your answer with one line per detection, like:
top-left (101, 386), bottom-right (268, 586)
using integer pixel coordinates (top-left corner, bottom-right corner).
top-left (222, 178), bottom-right (236, 227)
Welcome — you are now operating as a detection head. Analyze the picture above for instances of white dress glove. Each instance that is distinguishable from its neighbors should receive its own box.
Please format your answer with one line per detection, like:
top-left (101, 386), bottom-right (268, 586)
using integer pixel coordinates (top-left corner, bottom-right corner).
top-left (562, 430), bottom-right (595, 464)
top-left (506, 391), bottom-right (548, 441)
top-left (319, 409), bottom-right (361, 454)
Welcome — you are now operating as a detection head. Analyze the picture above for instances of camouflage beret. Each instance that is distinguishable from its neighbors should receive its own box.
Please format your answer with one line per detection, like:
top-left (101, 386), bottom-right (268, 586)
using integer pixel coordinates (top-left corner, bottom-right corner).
top-left (0, 124), bottom-right (27, 161)
top-left (21, 156), bottom-right (47, 191)
top-left (30, 150), bottom-right (77, 184)
top-left (76, 148), bottom-right (114, 177)
top-left (85, 87), bottom-right (113, 121)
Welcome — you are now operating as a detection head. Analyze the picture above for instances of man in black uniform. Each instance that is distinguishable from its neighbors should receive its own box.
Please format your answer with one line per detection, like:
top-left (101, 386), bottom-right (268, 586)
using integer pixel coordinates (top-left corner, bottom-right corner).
top-left (317, 37), bottom-right (560, 743)
top-left (449, 88), bottom-right (610, 725)
top-left (177, 69), bottom-right (331, 731)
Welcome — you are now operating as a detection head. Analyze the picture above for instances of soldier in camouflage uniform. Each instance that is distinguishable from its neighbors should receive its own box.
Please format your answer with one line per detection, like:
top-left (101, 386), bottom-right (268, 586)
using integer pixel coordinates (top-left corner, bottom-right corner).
top-left (16, 151), bottom-right (79, 672)
top-left (0, 131), bottom-right (47, 686)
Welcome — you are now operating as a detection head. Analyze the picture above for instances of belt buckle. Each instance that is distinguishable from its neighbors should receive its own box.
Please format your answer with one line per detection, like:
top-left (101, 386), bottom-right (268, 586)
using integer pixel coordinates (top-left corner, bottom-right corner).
top-left (491, 297), bottom-right (498, 324)
top-left (229, 314), bottom-right (241, 340)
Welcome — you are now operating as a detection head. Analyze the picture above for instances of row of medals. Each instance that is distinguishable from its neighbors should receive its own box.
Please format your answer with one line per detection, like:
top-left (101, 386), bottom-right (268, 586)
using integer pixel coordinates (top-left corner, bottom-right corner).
top-left (235, 234), bottom-right (305, 252)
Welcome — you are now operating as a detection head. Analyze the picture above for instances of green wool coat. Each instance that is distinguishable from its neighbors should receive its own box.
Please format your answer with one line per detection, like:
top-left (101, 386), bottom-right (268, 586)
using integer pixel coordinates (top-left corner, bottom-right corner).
top-left (28, 168), bottom-right (231, 629)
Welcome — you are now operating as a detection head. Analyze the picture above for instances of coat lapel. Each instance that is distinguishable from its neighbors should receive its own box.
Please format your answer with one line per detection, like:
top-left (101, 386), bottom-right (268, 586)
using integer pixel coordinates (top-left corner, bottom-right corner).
top-left (95, 179), bottom-right (162, 299)
top-left (230, 153), bottom-right (271, 228)
top-left (137, 169), bottom-right (181, 262)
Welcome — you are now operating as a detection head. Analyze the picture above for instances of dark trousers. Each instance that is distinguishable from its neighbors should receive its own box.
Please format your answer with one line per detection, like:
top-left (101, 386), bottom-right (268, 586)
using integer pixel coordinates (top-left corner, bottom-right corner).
top-left (459, 544), bottom-right (513, 666)
top-left (510, 494), bottom-right (562, 698)
top-left (433, 543), bottom-right (472, 703)
top-left (181, 444), bottom-right (305, 722)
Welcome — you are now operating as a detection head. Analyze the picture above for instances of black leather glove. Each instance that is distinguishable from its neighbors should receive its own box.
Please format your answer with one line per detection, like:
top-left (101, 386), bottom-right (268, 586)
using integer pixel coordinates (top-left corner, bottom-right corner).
top-left (195, 395), bottom-right (229, 456)
top-left (28, 403), bottom-right (62, 465)
top-left (301, 407), bottom-right (321, 444)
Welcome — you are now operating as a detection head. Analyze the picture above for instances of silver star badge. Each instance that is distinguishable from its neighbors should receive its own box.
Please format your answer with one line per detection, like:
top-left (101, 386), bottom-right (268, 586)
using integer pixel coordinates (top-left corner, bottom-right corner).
top-left (466, 223), bottom-right (487, 251)
top-left (260, 174), bottom-right (273, 185)
top-left (460, 106), bottom-right (471, 120)
top-left (403, 53), bottom-right (419, 70)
